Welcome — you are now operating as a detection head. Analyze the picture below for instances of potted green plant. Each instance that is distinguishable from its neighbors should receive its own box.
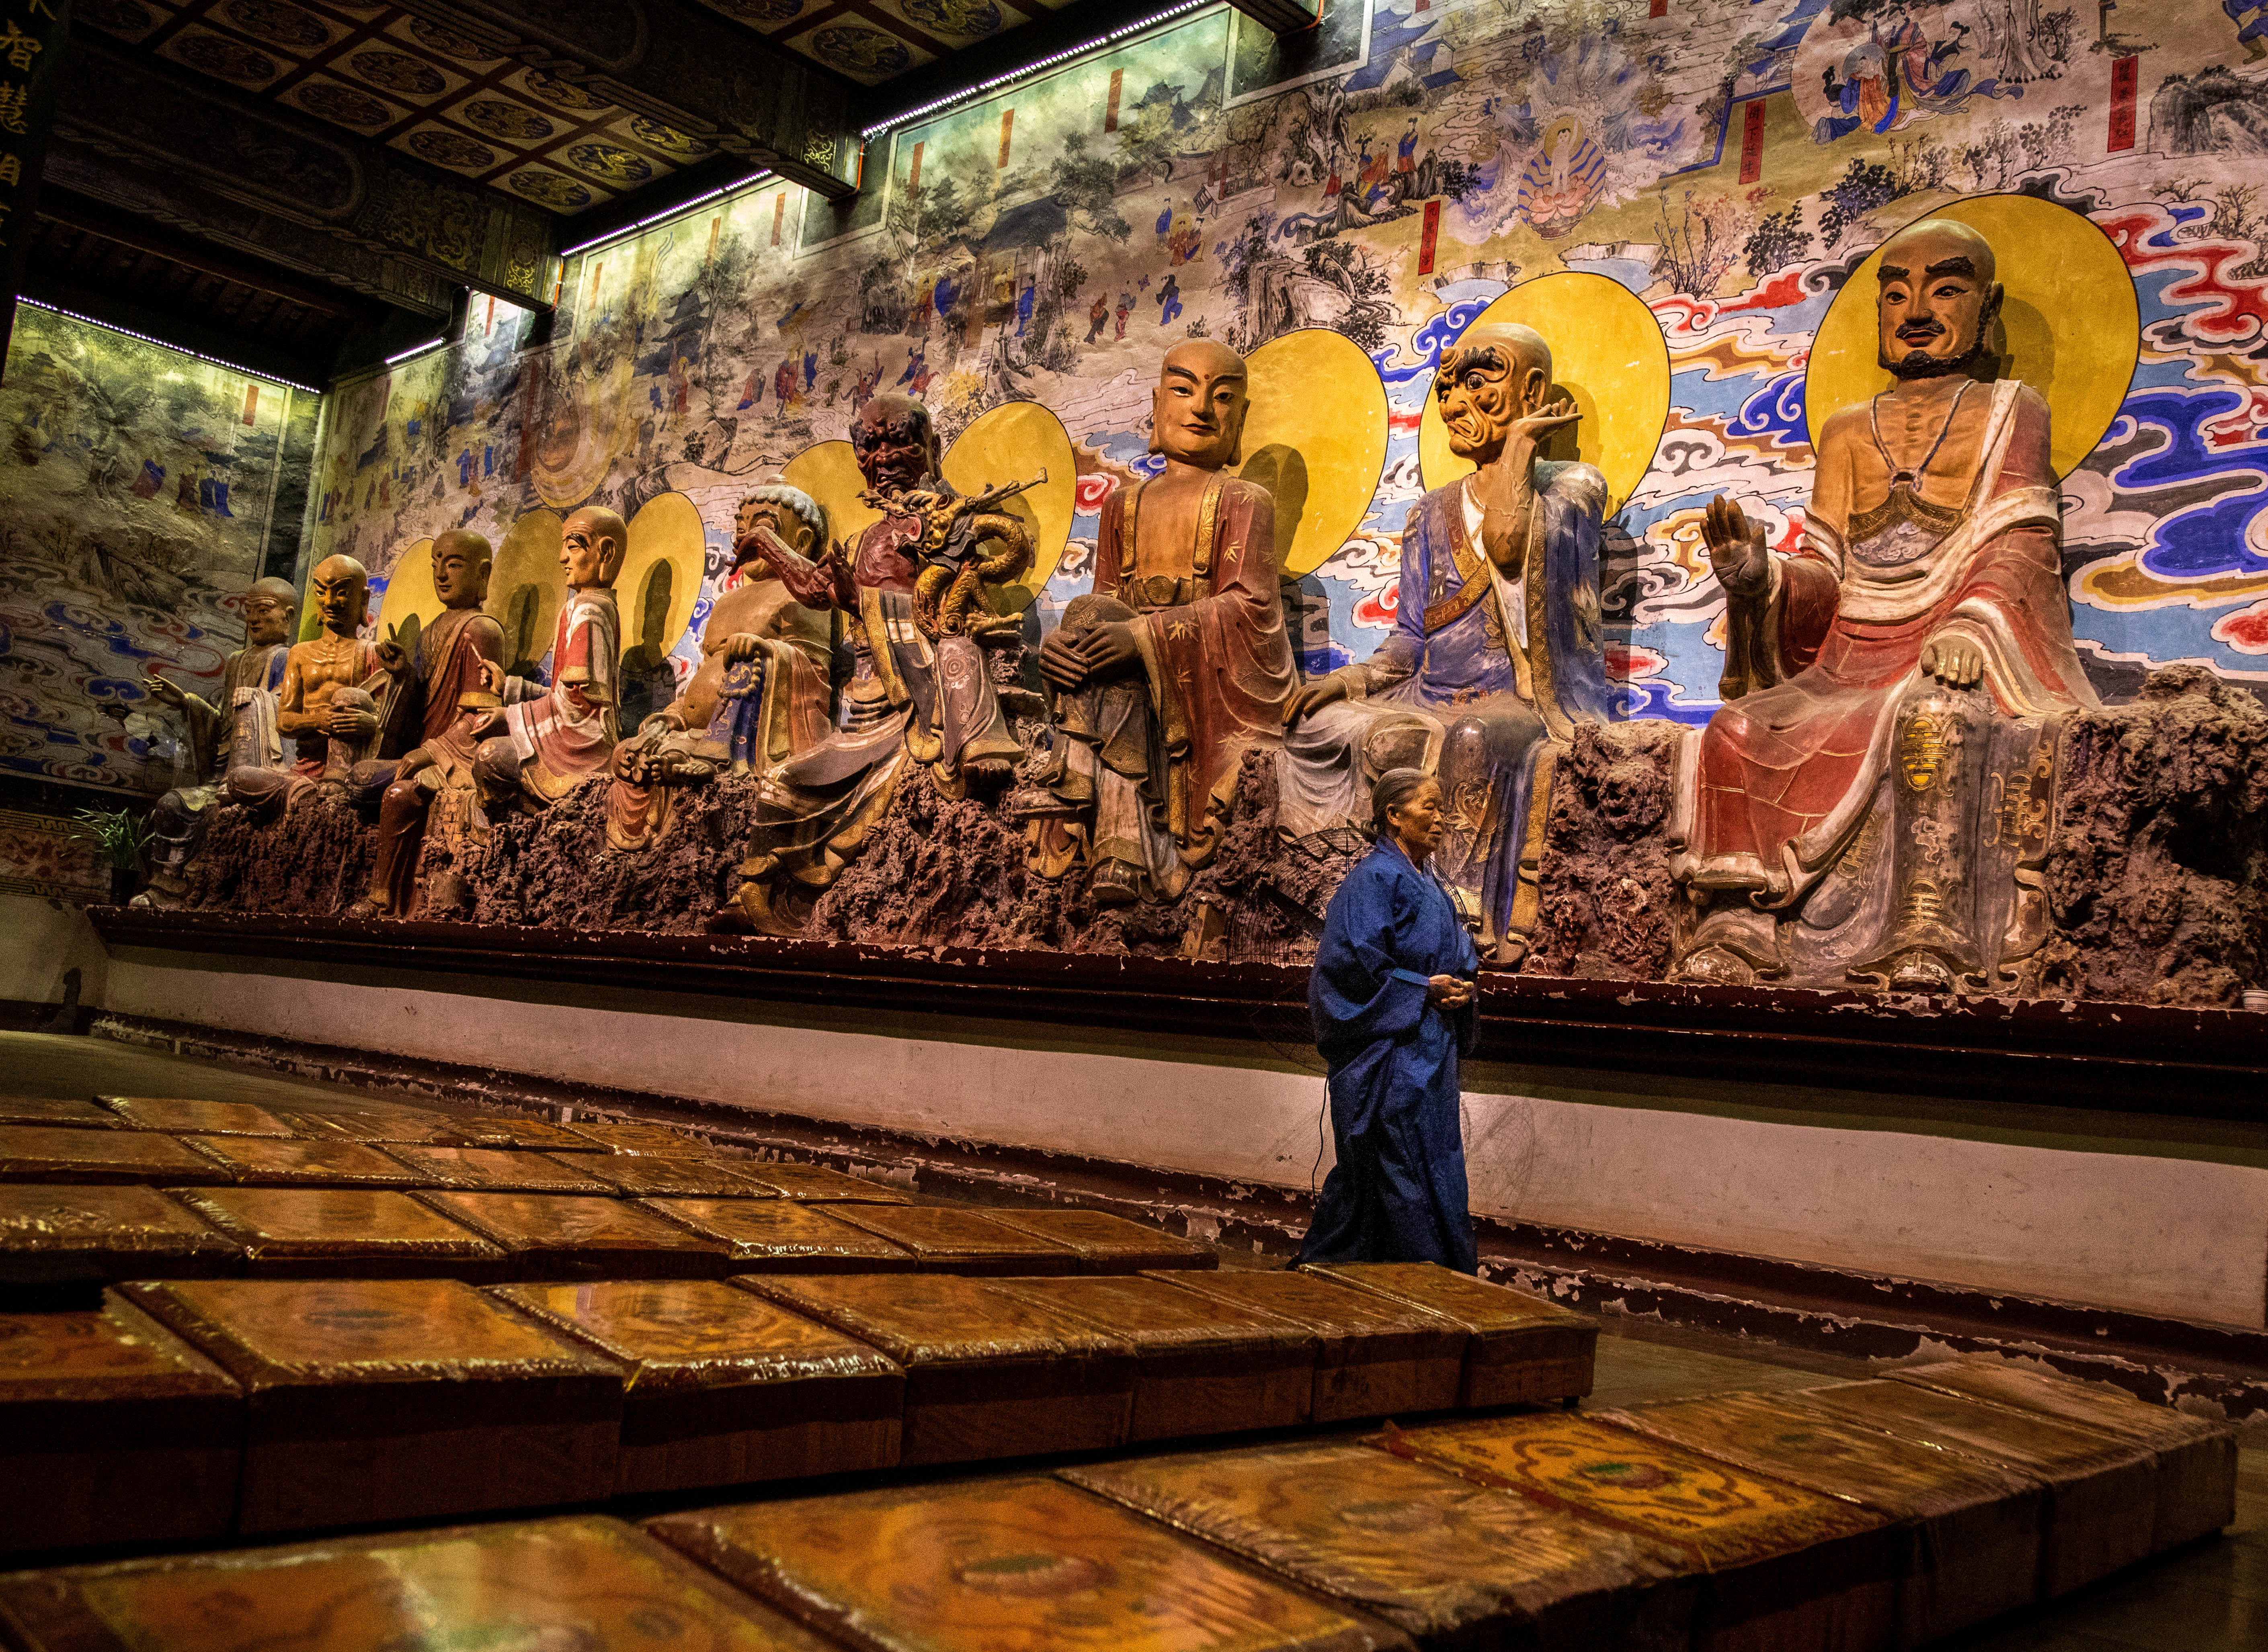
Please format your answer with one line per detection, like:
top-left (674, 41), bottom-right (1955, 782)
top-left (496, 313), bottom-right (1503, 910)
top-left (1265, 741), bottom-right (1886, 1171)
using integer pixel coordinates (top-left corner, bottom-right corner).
top-left (72, 806), bottom-right (151, 905)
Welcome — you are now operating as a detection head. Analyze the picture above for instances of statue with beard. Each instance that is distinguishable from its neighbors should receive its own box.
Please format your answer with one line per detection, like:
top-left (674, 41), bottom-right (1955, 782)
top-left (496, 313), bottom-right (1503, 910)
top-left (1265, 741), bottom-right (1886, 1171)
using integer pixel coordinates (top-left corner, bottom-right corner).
top-left (1671, 219), bottom-right (2098, 992)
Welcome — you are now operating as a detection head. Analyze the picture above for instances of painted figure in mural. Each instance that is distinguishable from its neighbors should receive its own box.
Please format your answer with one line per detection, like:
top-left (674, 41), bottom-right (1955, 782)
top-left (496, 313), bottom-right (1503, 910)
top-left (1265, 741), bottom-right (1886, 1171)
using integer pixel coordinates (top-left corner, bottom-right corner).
top-left (349, 530), bottom-right (504, 920)
top-left (1672, 219), bottom-right (2096, 992)
top-left (1296, 769), bottom-right (1480, 1273)
top-left (1279, 322), bottom-right (1610, 963)
top-left (470, 505), bottom-right (626, 813)
top-left (135, 576), bottom-right (298, 904)
top-left (226, 554), bottom-right (383, 812)
top-left (730, 394), bottom-right (1023, 933)
top-left (1034, 340), bottom-right (1297, 910)
top-left (1087, 295), bottom-right (1110, 344)
top-left (604, 481), bottom-right (835, 853)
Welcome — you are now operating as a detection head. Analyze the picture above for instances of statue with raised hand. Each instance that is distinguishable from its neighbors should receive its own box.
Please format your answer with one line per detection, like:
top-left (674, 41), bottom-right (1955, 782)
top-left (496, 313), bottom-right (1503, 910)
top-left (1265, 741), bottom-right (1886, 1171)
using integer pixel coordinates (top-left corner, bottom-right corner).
top-left (133, 575), bottom-right (297, 905)
top-left (604, 482), bottom-right (835, 852)
top-left (1277, 322), bottom-right (1611, 963)
top-left (1671, 218), bottom-right (2098, 991)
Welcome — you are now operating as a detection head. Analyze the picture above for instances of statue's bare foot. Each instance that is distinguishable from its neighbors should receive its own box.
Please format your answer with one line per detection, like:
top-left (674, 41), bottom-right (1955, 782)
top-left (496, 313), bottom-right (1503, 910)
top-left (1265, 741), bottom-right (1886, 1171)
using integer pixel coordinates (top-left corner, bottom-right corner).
top-left (1670, 945), bottom-right (1755, 987)
top-left (344, 898), bottom-right (385, 922)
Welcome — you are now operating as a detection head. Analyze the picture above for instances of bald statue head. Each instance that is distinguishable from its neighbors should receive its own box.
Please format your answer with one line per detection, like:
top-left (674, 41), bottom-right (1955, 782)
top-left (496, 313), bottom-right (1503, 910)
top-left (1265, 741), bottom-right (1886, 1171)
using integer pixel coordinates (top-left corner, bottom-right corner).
top-left (431, 529), bottom-right (493, 610)
top-left (849, 393), bottom-right (938, 493)
top-left (1150, 338), bottom-right (1251, 469)
top-left (560, 506), bottom-right (627, 590)
top-left (310, 555), bottom-right (369, 639)
top-left (242, 576), bottom-right (299, 649)
top-left (1435, 322), bottom-right (1554, 465)
top-left (1875, 218), bottom-right (2002, 381)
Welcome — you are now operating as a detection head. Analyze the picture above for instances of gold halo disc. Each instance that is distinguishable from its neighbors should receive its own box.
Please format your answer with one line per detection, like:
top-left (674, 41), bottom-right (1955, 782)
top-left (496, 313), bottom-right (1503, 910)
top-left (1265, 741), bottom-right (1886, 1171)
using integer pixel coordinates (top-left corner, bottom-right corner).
top-left (487, 510), bottom-right (565, 669)
top-left (943, 400), bottom-right (1077, 598)
top-left (373, 539), bottom-right (439, 643)
top-left (615, 492), bottom-right (707, 655)
top-left (1242, 328), bottom-right (1390, 577)
top-left (1417, 271), bottom-right (1669, 514)
top-left (782, 440), bottom-right (882, 556)
top-left (1804, 193), bottom-right (2137, 478)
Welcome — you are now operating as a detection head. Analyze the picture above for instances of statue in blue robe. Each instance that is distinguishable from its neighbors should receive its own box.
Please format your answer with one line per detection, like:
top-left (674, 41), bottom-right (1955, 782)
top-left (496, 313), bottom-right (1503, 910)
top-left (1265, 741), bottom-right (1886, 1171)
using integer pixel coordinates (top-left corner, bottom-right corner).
top-left (1281, 322), bottom-right (1609, 961)
top-left (1298, 832), bottom-right (1482, 1272)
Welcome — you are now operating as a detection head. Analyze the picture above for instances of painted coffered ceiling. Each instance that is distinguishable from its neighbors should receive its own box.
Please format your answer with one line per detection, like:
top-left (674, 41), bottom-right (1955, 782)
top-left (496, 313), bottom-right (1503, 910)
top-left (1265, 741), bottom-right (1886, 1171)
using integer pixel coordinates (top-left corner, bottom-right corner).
top-left (694, 0), bottom-right (1071, 87)
top-left (79, 0), bottom-right (724, 214)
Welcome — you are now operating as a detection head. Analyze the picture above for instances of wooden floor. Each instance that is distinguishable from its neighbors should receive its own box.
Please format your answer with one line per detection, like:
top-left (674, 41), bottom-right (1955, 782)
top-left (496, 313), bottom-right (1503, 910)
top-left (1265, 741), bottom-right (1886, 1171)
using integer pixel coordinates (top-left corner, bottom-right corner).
top-left (2, 1030), bottom-right (2259, 1649)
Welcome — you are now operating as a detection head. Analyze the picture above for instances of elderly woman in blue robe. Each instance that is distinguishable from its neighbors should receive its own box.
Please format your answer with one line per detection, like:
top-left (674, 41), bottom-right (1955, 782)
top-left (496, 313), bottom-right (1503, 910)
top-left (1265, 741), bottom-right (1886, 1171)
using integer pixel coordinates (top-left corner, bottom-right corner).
top-left (1296, 767), bottom-right (1482, 1273)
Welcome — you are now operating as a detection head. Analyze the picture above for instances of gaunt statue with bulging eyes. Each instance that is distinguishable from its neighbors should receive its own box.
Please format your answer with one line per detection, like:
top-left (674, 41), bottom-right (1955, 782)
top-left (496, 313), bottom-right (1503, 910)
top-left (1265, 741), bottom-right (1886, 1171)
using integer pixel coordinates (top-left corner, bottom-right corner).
top-left (1278, 322), bottom-right (1612, 963)
top-left (1672, 218), bottom-right (2097, 992)
top-left (1034, 340), bottom-right (1298, 918)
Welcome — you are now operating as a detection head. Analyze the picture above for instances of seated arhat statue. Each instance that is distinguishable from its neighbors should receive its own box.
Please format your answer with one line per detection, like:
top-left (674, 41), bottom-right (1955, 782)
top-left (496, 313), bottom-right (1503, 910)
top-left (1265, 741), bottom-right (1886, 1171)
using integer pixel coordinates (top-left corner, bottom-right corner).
top-left (1671, 217), bottom-right (2098, 991)
top-left (1034, 340), bottom-right (1298, 908)
top-left (226, 554), bottom-right (383, 812)
top-left (604, 481), bottom-right (835, 852)
top-left (471, 505), bottom-right (625, 814)
top-left (135, 575), bottom-right (298, 905)
top-left (1278, 322), bottom-right (1610, 962)
top-left (728, 394), bottom-right (1024, 933)
top-left (347, 530), bottom-right (504, 919)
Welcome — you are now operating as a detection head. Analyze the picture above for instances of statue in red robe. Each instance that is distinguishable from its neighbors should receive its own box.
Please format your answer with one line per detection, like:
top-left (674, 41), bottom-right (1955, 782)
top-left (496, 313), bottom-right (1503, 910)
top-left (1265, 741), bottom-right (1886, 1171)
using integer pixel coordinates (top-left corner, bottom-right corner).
top-left (349, 530), bottom-right (504, 918)
top-left (1672, 219), bottom-right (2099, 992)
top-left (473, 506), bottom-right (624, 811)
top-left (1036, 340), bottom-right (1297, 916)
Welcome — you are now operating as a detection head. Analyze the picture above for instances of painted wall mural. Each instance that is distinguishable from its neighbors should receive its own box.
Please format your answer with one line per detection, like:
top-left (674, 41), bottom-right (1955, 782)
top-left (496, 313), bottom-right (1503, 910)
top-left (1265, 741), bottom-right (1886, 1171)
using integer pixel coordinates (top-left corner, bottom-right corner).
top-left (0, 306), bottom-right (320, 793)
top-left (300, 0), bottom-right (2268, 734)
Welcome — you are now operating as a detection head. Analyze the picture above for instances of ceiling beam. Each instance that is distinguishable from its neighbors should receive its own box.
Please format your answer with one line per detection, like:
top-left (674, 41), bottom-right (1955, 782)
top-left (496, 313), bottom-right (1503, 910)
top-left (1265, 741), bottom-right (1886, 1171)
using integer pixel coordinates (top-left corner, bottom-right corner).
top-left (36, 187), bottom-right (362, 321)
top-left (54, 39), bottom-right (559, 316)
top-left (387, 0), bottom-right (864, 201)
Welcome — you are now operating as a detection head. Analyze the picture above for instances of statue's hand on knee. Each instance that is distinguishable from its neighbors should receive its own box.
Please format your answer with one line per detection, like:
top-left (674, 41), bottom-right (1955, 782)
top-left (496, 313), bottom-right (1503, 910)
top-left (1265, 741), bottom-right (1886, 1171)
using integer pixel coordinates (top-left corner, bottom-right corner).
top-left (1038, 629), bottom-right (1090, 691)
top-left (1919, 635), bottom-right (1985, 689)
top-left (1282, 675), bottom-right (1349, 726)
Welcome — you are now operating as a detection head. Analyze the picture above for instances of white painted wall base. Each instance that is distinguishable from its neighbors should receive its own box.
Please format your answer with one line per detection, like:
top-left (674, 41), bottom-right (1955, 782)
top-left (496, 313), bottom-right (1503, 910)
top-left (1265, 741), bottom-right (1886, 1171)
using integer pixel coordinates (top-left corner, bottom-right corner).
top-left (96, 949), bottom-right (2268, 1331)
top-left (0, 894), bottom-right (107, 1007)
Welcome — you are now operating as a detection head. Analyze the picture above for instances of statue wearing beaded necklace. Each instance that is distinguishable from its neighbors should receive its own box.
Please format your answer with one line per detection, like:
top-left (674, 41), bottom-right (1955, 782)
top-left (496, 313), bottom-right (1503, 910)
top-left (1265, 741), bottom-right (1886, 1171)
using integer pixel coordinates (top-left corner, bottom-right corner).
top-left (1669, 218), bottom-right (2100, 992)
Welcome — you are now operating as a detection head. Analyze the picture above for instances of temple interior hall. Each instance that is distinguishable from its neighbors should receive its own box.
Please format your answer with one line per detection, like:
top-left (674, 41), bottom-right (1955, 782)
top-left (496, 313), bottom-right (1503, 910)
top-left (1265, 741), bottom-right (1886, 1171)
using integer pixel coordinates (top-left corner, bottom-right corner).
top-left (4, 0), bottom-right (2268, 1643)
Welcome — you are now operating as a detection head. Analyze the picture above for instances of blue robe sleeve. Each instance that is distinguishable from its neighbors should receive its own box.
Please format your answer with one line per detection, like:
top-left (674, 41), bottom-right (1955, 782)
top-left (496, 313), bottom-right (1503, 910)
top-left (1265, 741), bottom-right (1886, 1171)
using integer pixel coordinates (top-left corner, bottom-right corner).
top-left (1310, 858), bottom-right (1429, 1062)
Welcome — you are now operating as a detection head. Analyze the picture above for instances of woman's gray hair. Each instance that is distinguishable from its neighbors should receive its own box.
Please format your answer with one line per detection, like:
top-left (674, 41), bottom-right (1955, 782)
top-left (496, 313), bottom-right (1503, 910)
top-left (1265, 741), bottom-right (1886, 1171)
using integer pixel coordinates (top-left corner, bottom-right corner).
top-left (1370, 767), bottom-right (1436, 835)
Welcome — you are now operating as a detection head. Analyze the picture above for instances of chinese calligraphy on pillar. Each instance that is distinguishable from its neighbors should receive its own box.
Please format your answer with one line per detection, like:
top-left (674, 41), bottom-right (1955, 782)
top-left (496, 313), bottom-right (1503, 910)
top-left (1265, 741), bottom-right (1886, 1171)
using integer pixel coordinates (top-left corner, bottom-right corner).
top-left (0, 0), bottom-right (69, 371)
